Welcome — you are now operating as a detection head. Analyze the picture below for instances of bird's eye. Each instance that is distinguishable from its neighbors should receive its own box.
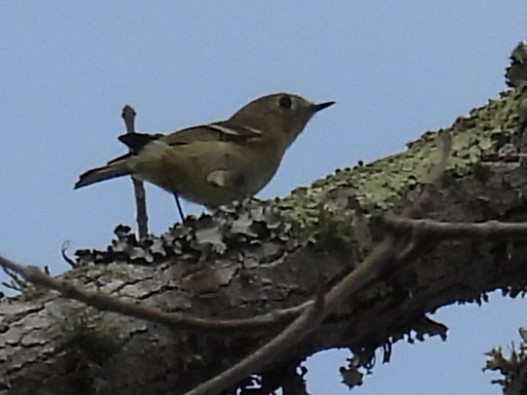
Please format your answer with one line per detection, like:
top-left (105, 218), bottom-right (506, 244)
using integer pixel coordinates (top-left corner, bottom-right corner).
top-left (278, 95), bottom-right (292, 109)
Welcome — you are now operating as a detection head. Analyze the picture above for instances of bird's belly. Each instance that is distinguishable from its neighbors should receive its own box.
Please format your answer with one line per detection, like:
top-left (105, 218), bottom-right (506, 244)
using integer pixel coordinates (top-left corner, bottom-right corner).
top-left (131, 141), bottom-right (281, 207)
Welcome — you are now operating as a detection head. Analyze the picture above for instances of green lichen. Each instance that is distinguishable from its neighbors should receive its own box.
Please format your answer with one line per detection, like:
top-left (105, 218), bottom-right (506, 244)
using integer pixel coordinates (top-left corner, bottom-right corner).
top-left (56, 308), bottom-right (123, 363)
top-left (314, 205), bottom-right (354, 250)
top-left (54, 308), bottom-right (124, 392)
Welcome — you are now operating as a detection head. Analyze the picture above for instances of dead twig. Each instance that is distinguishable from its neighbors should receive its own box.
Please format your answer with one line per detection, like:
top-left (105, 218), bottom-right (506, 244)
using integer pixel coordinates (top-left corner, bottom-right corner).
top-left (122, 105), bottom-right (149, 239)
top-left (60, 241), bottom-right (78, 269)
top-left (185, 292), bottom-right (325, 395)
top-left (382, 216), bottom-right (527, 240)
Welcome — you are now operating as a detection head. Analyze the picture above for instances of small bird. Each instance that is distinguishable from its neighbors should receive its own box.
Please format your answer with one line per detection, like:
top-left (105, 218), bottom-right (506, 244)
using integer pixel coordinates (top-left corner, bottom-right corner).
top-left (74, 92), bottom-right (334, 208)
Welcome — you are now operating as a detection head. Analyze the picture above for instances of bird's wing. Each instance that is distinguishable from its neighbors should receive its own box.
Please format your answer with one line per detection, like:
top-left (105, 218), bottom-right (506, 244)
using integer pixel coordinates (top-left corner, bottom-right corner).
top-left (112, 122), bottom-right (262, 163)
top-left (160, 121), bottom-right (262, 145)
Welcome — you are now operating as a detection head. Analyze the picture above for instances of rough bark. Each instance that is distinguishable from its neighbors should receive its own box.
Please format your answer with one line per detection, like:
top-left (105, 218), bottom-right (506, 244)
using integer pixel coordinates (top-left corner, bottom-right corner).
top-left (2, 80), bottom-right (527, 395)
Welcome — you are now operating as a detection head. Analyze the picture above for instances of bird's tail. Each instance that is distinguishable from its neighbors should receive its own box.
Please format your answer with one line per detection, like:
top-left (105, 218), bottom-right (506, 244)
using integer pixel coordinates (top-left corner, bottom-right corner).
top-left (74, 159), bottom-right (131, 189)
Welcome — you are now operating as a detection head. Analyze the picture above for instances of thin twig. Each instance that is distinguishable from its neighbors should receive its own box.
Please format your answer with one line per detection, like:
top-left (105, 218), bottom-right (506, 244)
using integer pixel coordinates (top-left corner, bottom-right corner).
top-left (185, 292), bottom-right (325, 395)
top-left (0, 254), bottom-right (306, 333)
top-left (382, 216), bottom-right (527, 240)
top-left (1, 264), bottom-right (28, 292)
top-left (60, 241), bottom-right (78, 269)
top-left (122, 105), bottom-right (149, 239)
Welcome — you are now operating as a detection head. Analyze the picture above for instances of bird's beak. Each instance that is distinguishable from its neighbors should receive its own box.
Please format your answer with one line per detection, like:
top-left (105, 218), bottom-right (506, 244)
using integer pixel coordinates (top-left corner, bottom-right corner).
top-left (311, 101), bottom-right (335, 112)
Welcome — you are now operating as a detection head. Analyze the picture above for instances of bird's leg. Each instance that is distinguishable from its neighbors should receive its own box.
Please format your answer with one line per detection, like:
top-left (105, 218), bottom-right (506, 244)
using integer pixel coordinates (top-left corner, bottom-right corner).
top-left (173, 191), bottom-right (186, 223)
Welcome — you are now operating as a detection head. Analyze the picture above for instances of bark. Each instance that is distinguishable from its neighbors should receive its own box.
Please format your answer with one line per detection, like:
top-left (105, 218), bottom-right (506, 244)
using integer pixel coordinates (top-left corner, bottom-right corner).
top-left (2, 80), bottom-right (527, 395)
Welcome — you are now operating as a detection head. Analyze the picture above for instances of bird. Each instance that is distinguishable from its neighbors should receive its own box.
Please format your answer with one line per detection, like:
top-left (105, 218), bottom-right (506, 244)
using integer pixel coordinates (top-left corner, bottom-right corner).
top-left (74, 92), bottom-right (334, 209)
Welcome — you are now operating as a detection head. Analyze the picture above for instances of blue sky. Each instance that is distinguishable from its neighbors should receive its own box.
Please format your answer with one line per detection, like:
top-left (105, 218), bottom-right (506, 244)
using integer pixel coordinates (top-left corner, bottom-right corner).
top-left (1, 2), bottom-right (526, 394)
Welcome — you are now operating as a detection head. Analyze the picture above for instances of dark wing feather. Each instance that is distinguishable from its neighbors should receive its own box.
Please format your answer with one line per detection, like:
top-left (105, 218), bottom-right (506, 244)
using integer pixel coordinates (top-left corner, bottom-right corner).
top-left (112, 122), bottom-right (262, 162)
top-left (118, 132), bottom-right (162, 151)
top-left (161, 122), bottom-right (261, 145)
top-left (108, 132), bottom-right (164, 164)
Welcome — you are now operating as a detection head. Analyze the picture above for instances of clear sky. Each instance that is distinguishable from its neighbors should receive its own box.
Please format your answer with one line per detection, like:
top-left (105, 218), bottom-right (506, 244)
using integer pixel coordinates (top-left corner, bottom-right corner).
top-left (1, 2), bottom-right (526, 394)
